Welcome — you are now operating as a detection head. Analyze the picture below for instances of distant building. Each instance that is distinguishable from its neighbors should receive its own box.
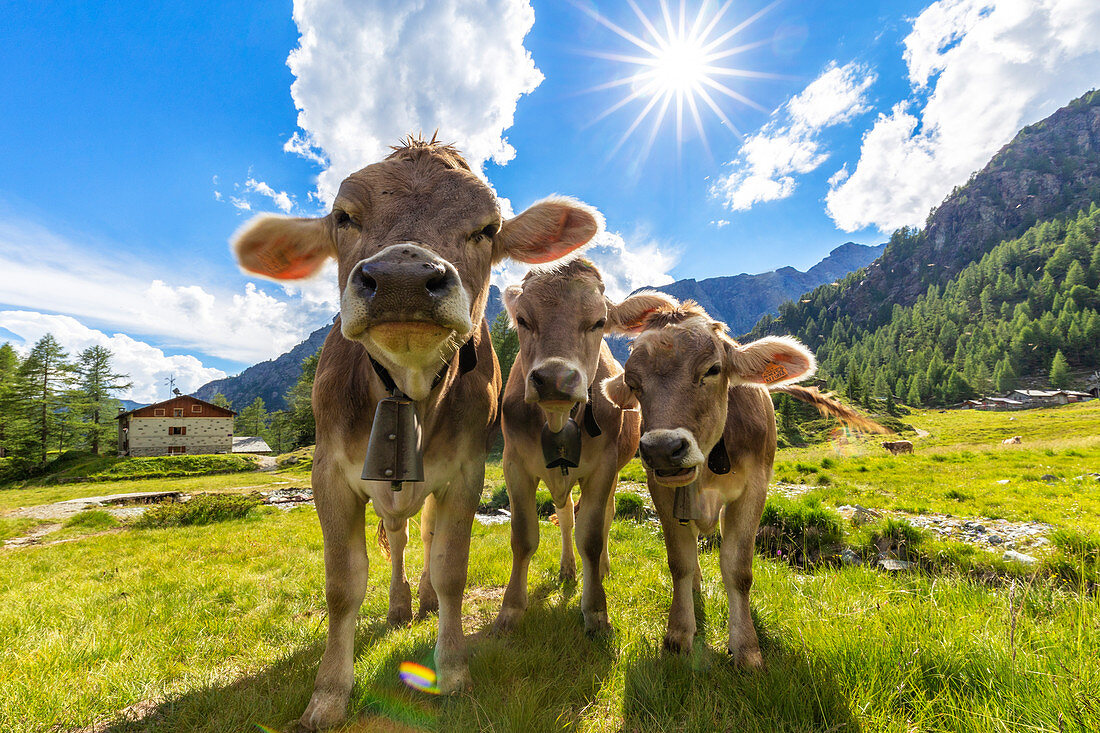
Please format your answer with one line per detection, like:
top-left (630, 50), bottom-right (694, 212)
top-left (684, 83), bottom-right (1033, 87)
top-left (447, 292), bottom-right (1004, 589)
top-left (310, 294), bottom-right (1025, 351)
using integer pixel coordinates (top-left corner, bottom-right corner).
top-left (116, 395), bottom-right (236, 457)
top-left (232, 436), bottom-right (273, 454)
top-left (961, 397), bottom-right (1026, 411)
top-left (1010, 389), bottom-right (1093, 406)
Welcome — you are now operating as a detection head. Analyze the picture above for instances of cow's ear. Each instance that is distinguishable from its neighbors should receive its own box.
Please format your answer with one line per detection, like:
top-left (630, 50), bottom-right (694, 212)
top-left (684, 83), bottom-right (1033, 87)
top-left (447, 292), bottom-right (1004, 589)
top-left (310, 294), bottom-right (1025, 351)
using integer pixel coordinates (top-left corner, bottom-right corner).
top-left (723, 335), bottom-right (816, 387)
top-left (502, 284), bottom-right (523, 326)
top-left (495, 196), bottom-right (601, 265)
top-left (600, 372), bottom-right (638, 409)
top-left (607, 291), bottom-right (678, 335)
top-left (233, 215), bottom-right (333, 280)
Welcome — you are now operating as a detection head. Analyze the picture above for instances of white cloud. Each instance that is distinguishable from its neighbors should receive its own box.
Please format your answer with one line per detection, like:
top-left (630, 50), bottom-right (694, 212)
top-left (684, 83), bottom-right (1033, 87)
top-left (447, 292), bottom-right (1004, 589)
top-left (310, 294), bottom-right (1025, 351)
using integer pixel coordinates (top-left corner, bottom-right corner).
top-left (827, 0), bottom-right (1100, 233)
top-left (711, 219), bottom-right (730, 228)
top-left (244, 178), bottom-right (295, 213)
top-left (713, 62), bottom-right (875, 211)
top-left (492, 229), bottom-right (677, 302)
top-left (284, 0), bottom-right (544, 202)
top-left (1, 311), bottom-right (226, 403)
top-left (0, 216), bottom-right (334, 365)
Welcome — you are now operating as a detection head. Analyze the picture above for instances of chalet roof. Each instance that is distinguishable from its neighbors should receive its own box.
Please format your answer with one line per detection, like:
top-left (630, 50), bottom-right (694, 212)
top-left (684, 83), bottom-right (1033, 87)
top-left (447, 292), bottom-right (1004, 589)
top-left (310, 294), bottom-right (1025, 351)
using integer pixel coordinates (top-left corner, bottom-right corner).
top-left (232, 436), bottom-right (272, 453)
top-left (1013, 389), bottom-right (1091, 398)
top-left (116, 394), bottom-right (237, 419)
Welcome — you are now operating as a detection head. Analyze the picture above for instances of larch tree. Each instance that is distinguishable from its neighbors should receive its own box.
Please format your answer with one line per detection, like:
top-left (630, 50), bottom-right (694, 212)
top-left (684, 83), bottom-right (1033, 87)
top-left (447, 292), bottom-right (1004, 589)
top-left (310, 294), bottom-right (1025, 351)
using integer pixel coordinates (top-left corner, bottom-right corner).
top-left (75, 345), bottom-right (132, 454)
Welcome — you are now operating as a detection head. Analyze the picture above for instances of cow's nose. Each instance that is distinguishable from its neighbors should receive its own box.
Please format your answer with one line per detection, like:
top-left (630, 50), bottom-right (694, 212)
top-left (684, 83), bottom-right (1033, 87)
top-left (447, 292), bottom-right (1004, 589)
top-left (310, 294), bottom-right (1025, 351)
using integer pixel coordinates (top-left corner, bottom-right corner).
top-left (639, 432), bottom-right (690, 468)
top-left (353, 258), bottom-right (458, 303)
top-left (528, 361), bottom-right (584, 403)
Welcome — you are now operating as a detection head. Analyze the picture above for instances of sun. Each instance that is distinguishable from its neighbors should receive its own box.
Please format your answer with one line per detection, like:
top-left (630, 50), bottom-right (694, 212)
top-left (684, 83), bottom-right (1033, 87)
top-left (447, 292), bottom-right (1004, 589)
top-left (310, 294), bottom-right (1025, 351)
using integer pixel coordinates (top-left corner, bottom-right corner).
top-left (576, 0), bottom-right (781, 161)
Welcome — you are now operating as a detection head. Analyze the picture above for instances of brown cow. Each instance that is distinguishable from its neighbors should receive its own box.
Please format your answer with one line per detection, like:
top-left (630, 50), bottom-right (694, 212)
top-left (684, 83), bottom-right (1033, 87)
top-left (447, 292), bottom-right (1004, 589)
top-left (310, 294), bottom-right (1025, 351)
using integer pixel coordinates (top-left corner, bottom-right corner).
top-left (601, 298), bottom-right (819, 663)
top-left (882, 440), bottom-right (914, 454)
top-left (232, 138), bottom-right (597, 729)
top-left (493, 261), bottom-right (668, 634)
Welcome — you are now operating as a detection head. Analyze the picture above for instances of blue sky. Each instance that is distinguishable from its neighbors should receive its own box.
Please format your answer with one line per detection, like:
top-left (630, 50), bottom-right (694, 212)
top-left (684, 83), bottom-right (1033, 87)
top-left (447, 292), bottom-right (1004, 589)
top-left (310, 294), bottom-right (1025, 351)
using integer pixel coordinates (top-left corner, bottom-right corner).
top-left (2, 0), bottom-right (1099, 402)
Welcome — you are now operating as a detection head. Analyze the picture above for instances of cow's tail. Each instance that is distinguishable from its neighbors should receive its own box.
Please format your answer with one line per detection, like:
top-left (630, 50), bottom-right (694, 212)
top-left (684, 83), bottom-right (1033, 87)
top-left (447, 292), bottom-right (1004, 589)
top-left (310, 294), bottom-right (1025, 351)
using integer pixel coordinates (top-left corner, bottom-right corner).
top-left (770, 384), bottom-right (892, 434)
top-left (377, 518), bottom-right (391, 560)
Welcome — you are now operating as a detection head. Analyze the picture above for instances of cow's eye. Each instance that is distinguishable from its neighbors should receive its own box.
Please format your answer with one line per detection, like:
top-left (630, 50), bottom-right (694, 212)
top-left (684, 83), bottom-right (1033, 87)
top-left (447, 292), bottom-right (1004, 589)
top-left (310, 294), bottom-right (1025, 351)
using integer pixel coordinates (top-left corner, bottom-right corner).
top-left (333, 209), bottom-right (357, 229)
top-left (703, 364), bottom-right (721, 378)
top-left (590, 318), bottom-right (606, 332)
top-left (625, 378), bottom-right (641, 394)
top-left (474, 223), bottom-right (497, 241)
top-left (516, 316), bottom-right (531, 330)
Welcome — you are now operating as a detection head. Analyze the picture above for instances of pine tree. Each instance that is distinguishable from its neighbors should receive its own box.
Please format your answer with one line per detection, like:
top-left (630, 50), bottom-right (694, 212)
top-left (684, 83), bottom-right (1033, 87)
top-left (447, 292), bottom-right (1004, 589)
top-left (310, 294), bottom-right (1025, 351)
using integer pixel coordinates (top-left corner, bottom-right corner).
top-left (285, 352), bottom-right (319, 448)
top-left (74, 346), bottom-right (132, 454)
top-left (210, 393), bottom-right (232, 410)
top-left (0, 344), bottom-right (26, 459)
top-left (1050, 350), bottom-right (1071, 389)
top-left (489, 311), bottom-right (519, 388)
top-left (236, 397), bottom-right (268, 437)
top-left (17, 334), bottom-right (76, 464)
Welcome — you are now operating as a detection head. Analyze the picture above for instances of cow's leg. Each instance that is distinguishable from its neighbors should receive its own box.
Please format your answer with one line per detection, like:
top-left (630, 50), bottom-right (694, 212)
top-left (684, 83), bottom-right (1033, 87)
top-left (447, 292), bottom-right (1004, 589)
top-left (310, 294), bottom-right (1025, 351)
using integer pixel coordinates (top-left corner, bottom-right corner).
top-left (417, 493), bottom-right (438, 617)
top-left (300, 483), bottom-right (368, 730)
top-left (720, 469), bottom-right (767, 668)
top-left (429, 469), bottom-right (480, 694)
top-left (557, 490), bottom-right (577, 582)
top-left (384, 516), bottom-right (412, 626)
top-left (576, 464), bottom-right (616, 634)
top-left (650, 478), bottom-right (698, 654)
top-left (493, 458), bottom-right (539, 633)
top-left (599, 480), bottom-right (616, 579)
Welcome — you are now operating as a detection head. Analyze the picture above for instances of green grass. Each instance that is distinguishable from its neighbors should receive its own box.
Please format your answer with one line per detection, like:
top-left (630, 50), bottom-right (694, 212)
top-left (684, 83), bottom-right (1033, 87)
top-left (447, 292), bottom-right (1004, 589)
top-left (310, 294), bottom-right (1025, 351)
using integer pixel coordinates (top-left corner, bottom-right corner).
top-left (64, 509), bottom-right (121, 531)
top-left (1, 506), bottom-right (1097, 732)
top-left (0, 451), bottom-right (259, 489)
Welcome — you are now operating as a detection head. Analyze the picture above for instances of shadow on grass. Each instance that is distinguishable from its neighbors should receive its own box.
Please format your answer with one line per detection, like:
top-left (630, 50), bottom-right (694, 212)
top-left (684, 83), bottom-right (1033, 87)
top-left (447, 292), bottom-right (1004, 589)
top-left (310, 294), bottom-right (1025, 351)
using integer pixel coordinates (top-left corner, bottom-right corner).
top-left (620, 612), bottom-right (857, 733)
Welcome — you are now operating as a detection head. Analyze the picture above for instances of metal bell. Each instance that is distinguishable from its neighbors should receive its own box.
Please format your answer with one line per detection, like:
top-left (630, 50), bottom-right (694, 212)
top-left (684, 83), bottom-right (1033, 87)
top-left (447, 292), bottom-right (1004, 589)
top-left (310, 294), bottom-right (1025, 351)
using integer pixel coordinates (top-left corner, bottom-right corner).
top-left (541, 418), bottom-right (582, 474)
top-left (362, 395), bottom-right (423, 490)
top-left (673, 481), bottom-right (699, 526)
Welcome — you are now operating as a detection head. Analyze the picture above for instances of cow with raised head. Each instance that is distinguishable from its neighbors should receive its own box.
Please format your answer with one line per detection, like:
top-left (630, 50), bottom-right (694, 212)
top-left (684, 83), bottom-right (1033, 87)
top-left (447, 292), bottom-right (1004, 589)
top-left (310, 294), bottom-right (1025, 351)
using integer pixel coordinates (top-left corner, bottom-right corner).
top-left (601, 298), bottom-right (867, 663)
top-left (493, 260), bottom-right (669, 635)
top-left (233, 137), bottom-right (598, 729)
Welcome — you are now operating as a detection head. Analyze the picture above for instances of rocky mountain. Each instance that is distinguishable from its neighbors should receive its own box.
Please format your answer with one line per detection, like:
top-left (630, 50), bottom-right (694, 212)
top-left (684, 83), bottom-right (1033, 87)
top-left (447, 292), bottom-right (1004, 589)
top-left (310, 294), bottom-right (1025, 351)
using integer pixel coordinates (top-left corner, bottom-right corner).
top-left (650, 241), bottom-right (885, 335)
top-left (195, 244), bottom-right (884, 410)
top-left (193, 318), bottom-right (334, 411)
top-left (765, 89), bottom-right (1100, 334)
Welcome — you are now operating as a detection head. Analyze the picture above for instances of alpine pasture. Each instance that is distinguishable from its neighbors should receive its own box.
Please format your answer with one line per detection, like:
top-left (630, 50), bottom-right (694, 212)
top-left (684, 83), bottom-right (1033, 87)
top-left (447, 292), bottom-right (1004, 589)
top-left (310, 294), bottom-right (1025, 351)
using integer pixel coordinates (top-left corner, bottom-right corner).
top-left (2, 403), bottom-right (1098, 732)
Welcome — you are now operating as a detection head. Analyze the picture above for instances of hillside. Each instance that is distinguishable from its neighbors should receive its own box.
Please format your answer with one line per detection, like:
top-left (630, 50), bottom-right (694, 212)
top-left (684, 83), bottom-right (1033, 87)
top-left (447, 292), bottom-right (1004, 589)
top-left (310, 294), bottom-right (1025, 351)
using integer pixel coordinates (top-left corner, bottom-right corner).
top-left (757, 90), bottom-right (1100, 339)
top-left (762, 207), bottom-right (1100, 405)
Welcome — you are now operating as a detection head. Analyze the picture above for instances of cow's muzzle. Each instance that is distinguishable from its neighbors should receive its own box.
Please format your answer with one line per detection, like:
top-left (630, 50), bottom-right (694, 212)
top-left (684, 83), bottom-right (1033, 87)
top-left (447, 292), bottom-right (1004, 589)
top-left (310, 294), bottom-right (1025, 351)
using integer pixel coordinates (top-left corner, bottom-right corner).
top-left (341, 244), bottom-right (473, 359)
top-left (526, 358), bottom-right (586, 431)
top-left (639, 428), bottom-right (705, 487)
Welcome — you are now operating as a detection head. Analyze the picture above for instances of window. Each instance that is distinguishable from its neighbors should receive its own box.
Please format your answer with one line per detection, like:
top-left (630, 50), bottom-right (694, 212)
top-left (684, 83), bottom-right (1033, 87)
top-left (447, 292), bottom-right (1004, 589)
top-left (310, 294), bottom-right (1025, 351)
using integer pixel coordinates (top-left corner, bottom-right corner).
top-left (168, 427), bottom-right (187, 436)
top-left (173, 408), bottom-right (184, 417)
top-left (167, 446), bottom-right (185, 455)
top-left (154, 408), bottom-right (165, 416)
top-left (191, 405), bottom-right (202, 413)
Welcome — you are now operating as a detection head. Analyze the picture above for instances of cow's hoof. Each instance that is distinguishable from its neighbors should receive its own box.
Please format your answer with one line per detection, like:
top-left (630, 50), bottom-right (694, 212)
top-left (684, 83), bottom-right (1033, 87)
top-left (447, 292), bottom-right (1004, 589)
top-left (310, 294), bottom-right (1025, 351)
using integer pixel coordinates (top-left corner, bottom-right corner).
top-left (491, 606), bottom-right (523, 635)
top-left (436, 664), bottom-right (472, 694)
top-left (558, 566), bottom-right (577, 584)
top-left (584, 611), bottom-right (611, 636)
top-left (387, 605), bottom-right (413, 626)
top-left (663, 629), bottom-right (694, 655)
top-left (299, 689), bottom-right (349, 730)
top-left (729, 644), bottom-right (764, 669)
top-left (417, 573), bottom-right (438, 617)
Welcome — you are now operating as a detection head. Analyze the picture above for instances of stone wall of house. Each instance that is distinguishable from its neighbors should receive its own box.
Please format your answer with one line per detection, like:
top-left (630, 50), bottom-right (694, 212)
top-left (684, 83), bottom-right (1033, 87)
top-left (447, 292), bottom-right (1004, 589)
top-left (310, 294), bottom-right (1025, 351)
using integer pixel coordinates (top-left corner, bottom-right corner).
top-left (127, 416), bottom-right (233, 456)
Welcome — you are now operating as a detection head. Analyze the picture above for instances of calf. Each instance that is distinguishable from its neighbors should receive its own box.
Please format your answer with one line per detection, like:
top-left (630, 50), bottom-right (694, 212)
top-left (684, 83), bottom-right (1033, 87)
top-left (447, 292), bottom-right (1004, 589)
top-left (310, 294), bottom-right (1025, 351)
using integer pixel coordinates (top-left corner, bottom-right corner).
top-left (601, 298), bottom-right (820, 663)
top-left (233, 137), bottom-right (598, 729)
top-left (493, 261), bottom-right (668, 634)
top-left (882, 440), bottom-right (914, 454)
top-left (1002, 435), bottom-right (1022, 445)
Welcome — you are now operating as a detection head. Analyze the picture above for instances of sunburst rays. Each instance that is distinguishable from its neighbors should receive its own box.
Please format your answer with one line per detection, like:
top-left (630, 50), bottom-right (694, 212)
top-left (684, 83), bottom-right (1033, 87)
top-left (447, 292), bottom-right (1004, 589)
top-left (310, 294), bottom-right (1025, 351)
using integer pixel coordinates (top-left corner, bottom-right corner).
top-left (575, 0), bottom-right (784, 163)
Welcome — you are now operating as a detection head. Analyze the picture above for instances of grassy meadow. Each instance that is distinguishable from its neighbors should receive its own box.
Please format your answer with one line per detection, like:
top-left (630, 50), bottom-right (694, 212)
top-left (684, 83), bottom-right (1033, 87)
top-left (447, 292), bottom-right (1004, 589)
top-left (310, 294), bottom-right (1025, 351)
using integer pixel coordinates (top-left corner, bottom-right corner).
top-left (1, 403), bottom-right (1099, 732)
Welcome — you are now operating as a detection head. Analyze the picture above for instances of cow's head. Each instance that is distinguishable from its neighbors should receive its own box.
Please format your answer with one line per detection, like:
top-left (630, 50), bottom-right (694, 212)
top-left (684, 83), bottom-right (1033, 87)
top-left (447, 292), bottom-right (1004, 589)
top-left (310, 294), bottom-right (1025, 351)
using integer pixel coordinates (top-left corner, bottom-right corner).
top-left (233, 137), bottom-right (599, 399)
top-left (502, 262), bottom-right (673, 430)
top-left (601, 298), bottom-right (815, 487)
